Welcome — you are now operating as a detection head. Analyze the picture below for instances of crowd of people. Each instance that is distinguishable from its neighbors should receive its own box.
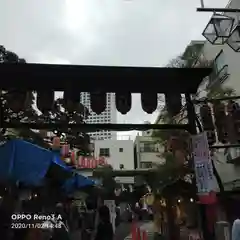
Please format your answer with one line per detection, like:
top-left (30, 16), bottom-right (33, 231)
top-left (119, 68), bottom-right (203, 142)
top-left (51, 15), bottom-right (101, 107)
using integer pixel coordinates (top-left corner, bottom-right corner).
top-left (5, 197), bottom-right (115, 240)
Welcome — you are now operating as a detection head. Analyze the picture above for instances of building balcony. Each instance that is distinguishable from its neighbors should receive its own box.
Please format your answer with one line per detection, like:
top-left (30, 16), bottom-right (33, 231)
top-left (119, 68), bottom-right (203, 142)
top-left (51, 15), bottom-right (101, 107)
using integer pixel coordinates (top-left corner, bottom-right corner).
top-left (207, 64), bottom-right (229, 89)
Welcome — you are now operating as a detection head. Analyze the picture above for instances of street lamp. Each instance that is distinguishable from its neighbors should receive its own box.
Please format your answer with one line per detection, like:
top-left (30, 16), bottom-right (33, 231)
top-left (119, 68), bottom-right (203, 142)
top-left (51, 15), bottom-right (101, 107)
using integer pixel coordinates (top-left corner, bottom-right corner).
top-left (227, 22), bottom-right (240, 52)
top-left (202, 13), bottom-right (234, 45)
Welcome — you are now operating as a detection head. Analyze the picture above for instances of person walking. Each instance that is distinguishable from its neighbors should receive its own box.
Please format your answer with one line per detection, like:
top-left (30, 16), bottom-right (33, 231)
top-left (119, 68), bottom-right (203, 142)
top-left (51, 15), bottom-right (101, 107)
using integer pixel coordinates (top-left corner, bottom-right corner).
top-left (232, 218), bottom-right (240, 240)
top-left (95, 205), bottom-right (113, 240)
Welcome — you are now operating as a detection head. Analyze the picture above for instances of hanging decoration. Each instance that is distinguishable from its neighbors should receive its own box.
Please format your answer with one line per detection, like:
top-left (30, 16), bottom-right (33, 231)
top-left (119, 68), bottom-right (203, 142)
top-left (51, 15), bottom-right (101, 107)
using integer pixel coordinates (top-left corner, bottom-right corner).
top-left (52, 137), bottom-right (61, 150)
top-left (165, 93), bottom-right (182, 117)
top-left (77, 156), bottom-right (107, 169)
top-left (90, 92), bottom-right (107, 114)
top-left (202, 13), bottom-right (234, 45)
top-left (227, 21), bottom-right (240, 52)
top-left (36, 90), bottom-right (54, 113)
top-left (61, 144), bottom-right (70, 158)
top-left (212, 101), bottom-right (228, 143)
top-left (6, 90), bottom-right (28, 112)
top-left (141, 93), bottom-right (158, 114)
top-left (227, 100), bottom-right (240, 142)
top-left (115, 92), bottom-right (132, 114)
top-left (63, 89), bottom-right (80, 113)
top-left (200, 103), bottom-right (216, 145)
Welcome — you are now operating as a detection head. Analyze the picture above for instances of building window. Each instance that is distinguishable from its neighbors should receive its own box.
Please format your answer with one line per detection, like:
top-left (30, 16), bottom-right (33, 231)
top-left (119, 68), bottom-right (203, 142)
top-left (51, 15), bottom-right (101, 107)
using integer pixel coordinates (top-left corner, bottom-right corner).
top-left (119, 164), bottom-right (124, 169)
top-left (99, 148), bottom-right (110, 157)
top-left (208, 50), bottom-right (229, 88)
top-left (139, 142), bottom-right (159, 152)
top-left (215, 50), bottom-right (225, 73)
top-left (140, 162), bottom-right (153, 168)
top-left (119, 148), bottom-right (123, 152)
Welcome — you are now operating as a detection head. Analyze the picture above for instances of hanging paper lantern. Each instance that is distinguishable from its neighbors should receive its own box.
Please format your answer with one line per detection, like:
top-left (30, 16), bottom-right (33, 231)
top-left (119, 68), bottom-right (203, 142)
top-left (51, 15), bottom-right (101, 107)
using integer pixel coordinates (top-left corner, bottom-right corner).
top-left (95, 159), bottom-right (99, 167)
top-left (115, 92), bottom-right (132, 114)
top-left (89, 158), bottom-right (94, 169)
top-left (79, 156), bottom-right (88, 168)
top-left (141, 93), bottom-right (158, 114)
top-left (64, 89), bottom-right (80, 113)
top-left (86, 159), bottom-right (91, 168)
top-left (52, 137), bottom-right (61, 150)
top-left (70, 150), bottom-right (78, 166)
top-left (92, 159), bottom-right (97, 168)
top-left (36, 90), bottom-right (54, 113)
top-left (61, 144), bottom-right (70, 158)
top-left (165, 93), bottom-right (182, 117)
top-left (77, 156), bottom-right (82, 168)
top-left (90, 92), bottom-right (106, 114)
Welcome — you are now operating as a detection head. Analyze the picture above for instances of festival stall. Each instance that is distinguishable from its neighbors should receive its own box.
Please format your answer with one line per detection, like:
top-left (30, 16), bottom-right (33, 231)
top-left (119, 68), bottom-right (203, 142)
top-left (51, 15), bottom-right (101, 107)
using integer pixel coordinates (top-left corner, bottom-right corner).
top-left (0, 139), bottom-right (72, 186)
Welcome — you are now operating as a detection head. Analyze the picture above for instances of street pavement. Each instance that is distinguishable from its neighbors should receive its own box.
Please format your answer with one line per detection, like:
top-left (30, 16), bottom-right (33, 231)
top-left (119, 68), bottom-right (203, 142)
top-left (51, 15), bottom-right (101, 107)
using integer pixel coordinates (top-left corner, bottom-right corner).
top-left (116, 221), bottom-right (154, 240)
top-left (115, 222), bottom-right (132, 240)
top-left (118, 222), bottom-right (194, 240)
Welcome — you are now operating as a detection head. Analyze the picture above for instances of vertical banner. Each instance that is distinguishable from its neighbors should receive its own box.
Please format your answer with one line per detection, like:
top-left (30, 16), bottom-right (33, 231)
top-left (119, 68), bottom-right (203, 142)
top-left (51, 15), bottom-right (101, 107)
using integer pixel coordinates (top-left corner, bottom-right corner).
top-left (104, 200), bottom-right (116, 233)
top-left (191, 132), bottom-right (216, 204)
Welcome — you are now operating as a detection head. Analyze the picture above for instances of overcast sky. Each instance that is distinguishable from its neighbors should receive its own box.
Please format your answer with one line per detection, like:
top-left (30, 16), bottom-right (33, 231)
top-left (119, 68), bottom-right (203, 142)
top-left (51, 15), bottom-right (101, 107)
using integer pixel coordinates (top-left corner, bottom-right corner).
top-left (0, 0), bottom-right (229, 138)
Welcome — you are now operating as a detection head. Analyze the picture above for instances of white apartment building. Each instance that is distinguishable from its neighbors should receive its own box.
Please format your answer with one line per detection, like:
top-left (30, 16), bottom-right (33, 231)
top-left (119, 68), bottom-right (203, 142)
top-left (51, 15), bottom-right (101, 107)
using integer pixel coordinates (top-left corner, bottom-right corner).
top-left (93, 139), bottom-right (135, 184)
top-left (80, 92), bottom-right (117, 140)
top-left (191, 0), bottom-right (240, 165)
top-left (134, 136), bottom-right (165, 169)
top-left (141, 121), bottom-right (153, 137)
top-left (93, 139), bottom-right (134, 170)
top-left (197, 0), bottom-right (240, 97)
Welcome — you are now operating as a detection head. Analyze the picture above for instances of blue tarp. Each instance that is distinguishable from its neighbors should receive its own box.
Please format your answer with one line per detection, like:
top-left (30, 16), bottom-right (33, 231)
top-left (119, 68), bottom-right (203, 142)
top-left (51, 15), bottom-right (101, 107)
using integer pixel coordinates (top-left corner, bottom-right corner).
top-left (63, 173), bottom-right (95, 193)
top-left (52, 152), bottom-right (95, 192)
top-left (0, 139), bottom-right (94, 189)
top-left (0, 139), bottom-right (54, 185)
top-left (52, 154), bottom-right (70, 170)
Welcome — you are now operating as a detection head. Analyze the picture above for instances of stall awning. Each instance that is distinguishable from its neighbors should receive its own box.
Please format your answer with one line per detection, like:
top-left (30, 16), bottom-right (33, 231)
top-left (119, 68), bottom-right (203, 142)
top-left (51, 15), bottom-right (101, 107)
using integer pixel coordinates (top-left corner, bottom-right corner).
top-left (63, 173), bottom-right (95, 194)
top-left (0, 139), bottom-right (53, 185)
